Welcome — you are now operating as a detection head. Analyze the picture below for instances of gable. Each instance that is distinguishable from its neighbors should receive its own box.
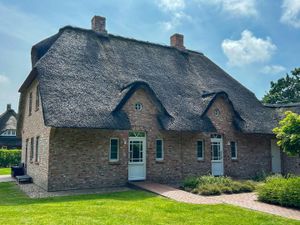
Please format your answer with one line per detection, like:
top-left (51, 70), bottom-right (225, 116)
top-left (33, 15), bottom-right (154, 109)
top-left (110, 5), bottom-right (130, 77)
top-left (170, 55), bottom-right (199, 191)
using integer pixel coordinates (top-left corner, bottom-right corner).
top-left (204, 93), bottom-right (242, 133)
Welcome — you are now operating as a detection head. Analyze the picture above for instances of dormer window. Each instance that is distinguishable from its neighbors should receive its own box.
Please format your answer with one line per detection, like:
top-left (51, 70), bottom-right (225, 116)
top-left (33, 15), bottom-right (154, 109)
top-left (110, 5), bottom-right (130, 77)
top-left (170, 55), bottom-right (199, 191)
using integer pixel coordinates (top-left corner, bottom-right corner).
top-left (135, 102), bottom-right (143, 111)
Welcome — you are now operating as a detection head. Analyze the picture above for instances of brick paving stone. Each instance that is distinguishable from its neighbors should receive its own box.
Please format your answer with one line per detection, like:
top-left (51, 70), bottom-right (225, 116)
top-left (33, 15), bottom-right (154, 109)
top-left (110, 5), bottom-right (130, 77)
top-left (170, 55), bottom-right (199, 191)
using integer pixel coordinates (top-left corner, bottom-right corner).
top-left (131, 181), bottom-right (300, 220)
top-left (130, 181), bottom-right (220, 204)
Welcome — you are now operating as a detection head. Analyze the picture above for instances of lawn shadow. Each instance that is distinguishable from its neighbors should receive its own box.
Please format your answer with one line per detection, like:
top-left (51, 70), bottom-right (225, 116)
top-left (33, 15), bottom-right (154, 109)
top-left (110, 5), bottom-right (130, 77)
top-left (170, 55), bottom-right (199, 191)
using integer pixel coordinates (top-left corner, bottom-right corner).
top-left (0, 182), bottom-right (158, 206)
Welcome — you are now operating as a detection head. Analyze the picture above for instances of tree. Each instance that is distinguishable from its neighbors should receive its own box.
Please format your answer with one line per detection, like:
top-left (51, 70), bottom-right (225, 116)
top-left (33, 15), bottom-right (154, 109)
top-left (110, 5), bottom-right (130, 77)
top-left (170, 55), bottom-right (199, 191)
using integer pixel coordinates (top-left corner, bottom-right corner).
top-left (262, 68), bottom-right (300, 104)
top-left (273, 111), bottom-right (300, 156)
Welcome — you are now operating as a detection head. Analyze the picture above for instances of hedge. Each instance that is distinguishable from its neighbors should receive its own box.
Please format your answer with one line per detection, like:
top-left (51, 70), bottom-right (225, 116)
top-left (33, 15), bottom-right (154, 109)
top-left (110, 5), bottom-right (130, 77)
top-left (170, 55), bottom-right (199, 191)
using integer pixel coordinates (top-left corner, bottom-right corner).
top-left (0, 149), bottom-right (21, 167)
top-left (258, 176), bottom-right (300, 209)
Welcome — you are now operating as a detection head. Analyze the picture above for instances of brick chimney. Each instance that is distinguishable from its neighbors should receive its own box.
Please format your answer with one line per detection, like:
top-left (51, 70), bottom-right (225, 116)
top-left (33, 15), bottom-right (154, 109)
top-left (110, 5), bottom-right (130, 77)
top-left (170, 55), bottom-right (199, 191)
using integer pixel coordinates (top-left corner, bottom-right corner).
top-left (7, 104), bottom-right (11, 111)
top-left (91, 16), bottom-right (107, 33)
top-left (170, 33), bottom-right (185, 50)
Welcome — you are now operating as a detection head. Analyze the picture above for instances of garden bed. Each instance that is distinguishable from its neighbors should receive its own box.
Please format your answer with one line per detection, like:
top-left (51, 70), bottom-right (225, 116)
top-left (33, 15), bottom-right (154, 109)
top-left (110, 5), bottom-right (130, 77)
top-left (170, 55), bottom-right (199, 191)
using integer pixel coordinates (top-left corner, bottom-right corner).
top-left (183, 175), bottom-right (257, 196)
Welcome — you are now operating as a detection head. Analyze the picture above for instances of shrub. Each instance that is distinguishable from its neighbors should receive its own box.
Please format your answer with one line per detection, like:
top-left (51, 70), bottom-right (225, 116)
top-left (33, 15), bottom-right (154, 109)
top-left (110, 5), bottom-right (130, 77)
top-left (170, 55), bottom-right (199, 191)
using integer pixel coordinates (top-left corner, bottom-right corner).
top-left (252, 170), bottom-right (271, 182)
top-left (183, 175), bottom-right (256, 196)
top-left (183, 177), bottom-right (198, 189)
top-left (0, 149), bottom-right (21, 167)
top-left (258, 176), bottom-right (300, 208)
top-left (198, 184), bottom-right (222, 196)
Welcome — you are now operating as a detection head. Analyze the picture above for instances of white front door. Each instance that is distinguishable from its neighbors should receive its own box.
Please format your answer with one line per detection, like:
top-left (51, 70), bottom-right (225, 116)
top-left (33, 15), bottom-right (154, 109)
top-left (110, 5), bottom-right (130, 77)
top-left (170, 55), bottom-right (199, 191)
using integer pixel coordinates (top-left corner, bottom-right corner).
top-left (128, 137), bottom-right (146, 181)
top-left (211, 137), bottom-right (224, 176)
top-left (271, 140), bottom-right (282, 173)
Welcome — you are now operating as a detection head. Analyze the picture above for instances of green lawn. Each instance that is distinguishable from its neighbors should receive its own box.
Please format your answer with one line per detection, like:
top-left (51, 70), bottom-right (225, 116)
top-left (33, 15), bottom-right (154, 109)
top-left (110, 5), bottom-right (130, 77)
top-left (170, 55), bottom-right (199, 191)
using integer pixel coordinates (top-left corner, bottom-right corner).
top-left (0, 168), bottom-right (10, 175)
top-left (0, 183), bottom-right (299, 225)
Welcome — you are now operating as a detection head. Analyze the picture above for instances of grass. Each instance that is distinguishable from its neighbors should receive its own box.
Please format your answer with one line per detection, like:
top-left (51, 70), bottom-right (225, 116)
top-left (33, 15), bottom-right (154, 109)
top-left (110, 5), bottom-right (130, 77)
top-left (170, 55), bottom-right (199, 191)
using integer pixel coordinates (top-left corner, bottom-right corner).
top-left (0, 167), bottom-right (10, 175)
top-left (0, 183), bottom-right (299, 225)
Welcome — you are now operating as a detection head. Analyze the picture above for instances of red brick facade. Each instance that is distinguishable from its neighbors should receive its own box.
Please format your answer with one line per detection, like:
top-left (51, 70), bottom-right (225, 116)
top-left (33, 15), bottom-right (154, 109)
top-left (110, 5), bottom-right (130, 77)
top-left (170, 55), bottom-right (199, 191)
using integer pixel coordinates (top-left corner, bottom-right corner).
top-left (21, 83), bottom-right (299, 191)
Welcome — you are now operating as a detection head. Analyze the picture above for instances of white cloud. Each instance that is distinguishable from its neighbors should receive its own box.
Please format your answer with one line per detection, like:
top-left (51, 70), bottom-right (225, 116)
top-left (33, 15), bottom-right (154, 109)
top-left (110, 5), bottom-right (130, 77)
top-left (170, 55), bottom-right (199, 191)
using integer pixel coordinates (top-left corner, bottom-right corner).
top-left (157, 0), bottom-right (185, 12)
top-left (196, 0), bottom-right (258, 17)
top-left (156, 0), bottom-right (189, 31)
top-left (260, 65), bottom-right (286, 74)
top-left (221, 30), bottom-right (277, 66)
top-left (281, 0), bottom-right (300, 28)
top-left (0, 75), bottom-right (9, 85)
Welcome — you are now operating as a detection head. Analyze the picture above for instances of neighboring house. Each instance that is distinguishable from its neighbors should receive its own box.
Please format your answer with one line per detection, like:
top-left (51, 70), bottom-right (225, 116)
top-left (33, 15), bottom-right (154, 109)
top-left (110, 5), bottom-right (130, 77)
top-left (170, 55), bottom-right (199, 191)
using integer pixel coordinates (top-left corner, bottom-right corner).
top-left (17, 16), bottom-right (300, 191)
top-left (0, 104), bottom-right (21, 149)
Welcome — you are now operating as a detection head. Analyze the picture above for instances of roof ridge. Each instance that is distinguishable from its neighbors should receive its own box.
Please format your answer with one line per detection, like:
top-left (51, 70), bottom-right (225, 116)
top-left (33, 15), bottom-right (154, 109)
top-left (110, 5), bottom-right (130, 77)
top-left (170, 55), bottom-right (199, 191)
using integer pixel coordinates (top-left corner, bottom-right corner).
top-left (264, 102), bottom-right (300, 108)
top-left (58, 25), bottom-right (204, 55)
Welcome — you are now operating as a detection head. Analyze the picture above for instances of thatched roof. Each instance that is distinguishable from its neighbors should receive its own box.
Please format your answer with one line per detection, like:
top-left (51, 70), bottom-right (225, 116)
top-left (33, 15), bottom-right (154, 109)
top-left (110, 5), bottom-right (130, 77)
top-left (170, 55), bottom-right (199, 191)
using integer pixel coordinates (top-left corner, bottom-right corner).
top-left (18, 26), bottom-right (290, 134)
top-left (0, 105), bottom-right (17, 134)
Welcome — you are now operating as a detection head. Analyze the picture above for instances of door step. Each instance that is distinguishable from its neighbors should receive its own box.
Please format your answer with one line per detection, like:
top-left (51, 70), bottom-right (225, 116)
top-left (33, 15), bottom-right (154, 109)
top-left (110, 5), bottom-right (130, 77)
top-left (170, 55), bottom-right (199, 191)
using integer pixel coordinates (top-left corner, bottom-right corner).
top-left (16, 175), bottom-right (32, 184)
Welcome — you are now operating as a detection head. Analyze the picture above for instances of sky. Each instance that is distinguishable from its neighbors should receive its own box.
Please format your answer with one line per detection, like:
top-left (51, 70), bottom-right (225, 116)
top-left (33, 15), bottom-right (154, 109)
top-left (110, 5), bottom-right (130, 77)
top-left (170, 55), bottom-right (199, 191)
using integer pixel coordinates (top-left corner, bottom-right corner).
top-left (0, 0), bottom-right (300, 112)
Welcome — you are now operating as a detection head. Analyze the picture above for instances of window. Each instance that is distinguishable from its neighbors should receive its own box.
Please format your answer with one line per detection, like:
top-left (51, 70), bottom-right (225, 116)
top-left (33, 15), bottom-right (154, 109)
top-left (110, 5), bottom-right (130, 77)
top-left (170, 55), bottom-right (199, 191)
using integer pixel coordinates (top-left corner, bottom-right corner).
top-left (36, 85), bottom-right (40, 111)
top-left (197, 140), bottom-right (204, 160)
top-left (156, 139), bottom-right (164, 160)
top-left (0, 129), bottom-right (16, 136)
top-left (25, 139), bottom-right (29, 163)
top-left (135, 102), bottom-right (143, 111)
top-left (214, 108), bottom-right (220, 117)
top-left (30, 137), bottom-right (34, 161)
top-left (230, 141), bottom-right (237, 159)
top-left (29, 92), bottom-right (33, 116)
top-left (35, 136), bottom-right (40, 162)
top-left (109, 138), bottom-right (119, 161)
top-left (211, 141), bottom-right (221, 161)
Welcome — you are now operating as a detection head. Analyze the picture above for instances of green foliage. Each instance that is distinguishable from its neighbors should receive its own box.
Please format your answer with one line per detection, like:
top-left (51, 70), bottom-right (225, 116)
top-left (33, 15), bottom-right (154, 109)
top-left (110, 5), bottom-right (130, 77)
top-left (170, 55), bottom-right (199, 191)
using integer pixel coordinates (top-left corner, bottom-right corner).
top-left (198, 184), bottom-right (222, 196)
top-left (0, 149), bottom-right (21, 167)
top-left (262, 68), bottom-right (300, 104)
top-left (273, 111), bottom-right (300, 156)
top-left (183, 175), bottom-right (256, 196)
top-left (258, 176), bottom-right (300, 209)
top-left (0, 183), bottom-right (297, 225)
top-left (252, 170), bottom-right (273, 182)
top-left (0, 168), bottom-right (11, 175)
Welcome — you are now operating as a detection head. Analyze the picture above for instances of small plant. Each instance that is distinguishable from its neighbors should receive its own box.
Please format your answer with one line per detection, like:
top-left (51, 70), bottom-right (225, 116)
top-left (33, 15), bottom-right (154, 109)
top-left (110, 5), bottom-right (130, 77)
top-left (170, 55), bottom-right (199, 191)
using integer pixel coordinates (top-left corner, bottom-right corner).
top-left (198, 184), bottom-right (222, 196)
top-left (183, 177), bottom-right (198, 190)
top-left (252, 170), bottom-right (270, 182)
top-left (183, 175), bottom-right (256, 196)
top-left (258, 176), bottom-right (300, 208)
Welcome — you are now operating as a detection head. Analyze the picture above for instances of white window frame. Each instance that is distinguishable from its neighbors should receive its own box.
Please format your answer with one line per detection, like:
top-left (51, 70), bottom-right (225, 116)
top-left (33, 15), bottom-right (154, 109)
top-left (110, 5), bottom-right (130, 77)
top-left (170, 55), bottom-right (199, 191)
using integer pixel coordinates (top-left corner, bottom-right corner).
top-left (109, 138), bottom-right (119, 162)
top-left (155, 139), bottom-right (164, 161)
top-left (197, 140), bottom-right (204, 160)
top-left (230, 141), bottom-right (238, 160)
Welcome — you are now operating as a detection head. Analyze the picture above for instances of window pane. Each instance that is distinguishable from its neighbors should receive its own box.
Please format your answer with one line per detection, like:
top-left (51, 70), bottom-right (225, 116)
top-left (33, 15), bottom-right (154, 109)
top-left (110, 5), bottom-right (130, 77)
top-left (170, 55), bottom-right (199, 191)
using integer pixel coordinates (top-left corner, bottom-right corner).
top-left (156, 140), bottom-right (163, 159)
top-left (30, 138), bottom-right (34, 161)
top-left (110, 139), bottom-right (118, 160)
top-left (231, 142), bottom-right (237, 159)
top-left (211, 142), bottom-right (221, 160)
top-left (35, 136), bottom-right (39, 162)
top-left (197, 141), bottom-right (203, 158)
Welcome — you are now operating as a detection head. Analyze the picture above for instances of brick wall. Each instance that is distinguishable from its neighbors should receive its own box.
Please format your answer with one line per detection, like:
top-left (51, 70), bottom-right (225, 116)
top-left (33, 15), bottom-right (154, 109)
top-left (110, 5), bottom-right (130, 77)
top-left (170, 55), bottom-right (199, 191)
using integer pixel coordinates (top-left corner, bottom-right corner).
top-left (205, 95), bottom-right (272, 178)
top-left (282, 153), bottom-right (300, 175)
top-left (20, 79), bottom-right (51, 190)
top-left (23, 86), bottom-right (278, 191)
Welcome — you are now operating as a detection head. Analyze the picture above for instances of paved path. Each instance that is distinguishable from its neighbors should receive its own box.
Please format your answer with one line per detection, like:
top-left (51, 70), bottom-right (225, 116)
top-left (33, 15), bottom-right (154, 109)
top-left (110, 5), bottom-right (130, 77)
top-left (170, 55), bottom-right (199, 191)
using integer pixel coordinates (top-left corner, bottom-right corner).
top-left (131, 181), bottom-right (300, 220)
top-left (130, 182), bottom-right (220, 204)
top-left (0, 175), bottom-right (14, 183)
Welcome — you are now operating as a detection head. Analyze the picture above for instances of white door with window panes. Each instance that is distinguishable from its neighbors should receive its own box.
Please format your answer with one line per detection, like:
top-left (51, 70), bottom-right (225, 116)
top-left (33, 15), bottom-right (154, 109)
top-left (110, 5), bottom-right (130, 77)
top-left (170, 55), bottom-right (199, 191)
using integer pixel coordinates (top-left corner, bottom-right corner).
top-left (211, 135), bottom-right (224, 176)
top-left (128, 132), bottom-right (146, 181)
